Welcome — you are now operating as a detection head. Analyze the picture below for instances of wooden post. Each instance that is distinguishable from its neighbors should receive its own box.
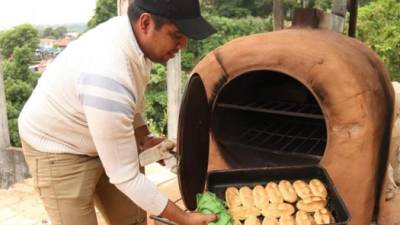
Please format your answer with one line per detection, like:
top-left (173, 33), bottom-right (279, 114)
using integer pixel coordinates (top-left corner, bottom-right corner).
top-left (348, 0), bottom-right (358, 38)
top-left (166, 53), bottom-right (181, 141)
top-left (0, 57), bottom-right (10, 150)
top-left (302, 0), bottom-right (310, 8)
top-left (273, 0), bottom-right (284, 30)
top-left (0, 59), bottom-right (9, 150)
top-left (118, 0), bottom-right (131, 16)
top-left (0, 56), bottom-right (13, 188)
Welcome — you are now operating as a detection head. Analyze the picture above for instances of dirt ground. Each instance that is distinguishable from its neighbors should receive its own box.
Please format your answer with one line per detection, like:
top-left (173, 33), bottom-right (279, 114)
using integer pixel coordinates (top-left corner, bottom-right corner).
top-left (0, 163), bottom-right (180, 225)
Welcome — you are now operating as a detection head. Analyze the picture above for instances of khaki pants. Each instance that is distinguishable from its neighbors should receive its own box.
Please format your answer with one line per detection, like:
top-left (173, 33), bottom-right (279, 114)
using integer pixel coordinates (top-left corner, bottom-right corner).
top-left (21, 140), bottom-right (146, 225)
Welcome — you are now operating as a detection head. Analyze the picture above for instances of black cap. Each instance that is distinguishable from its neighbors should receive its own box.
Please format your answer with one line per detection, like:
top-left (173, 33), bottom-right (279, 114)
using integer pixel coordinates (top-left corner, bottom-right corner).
top-left (135, 0), bottom-right (216, 40)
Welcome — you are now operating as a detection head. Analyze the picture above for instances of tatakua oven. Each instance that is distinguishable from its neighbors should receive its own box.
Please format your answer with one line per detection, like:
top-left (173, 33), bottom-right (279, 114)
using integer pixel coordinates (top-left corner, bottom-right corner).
top-left (176, 29), bottom-right (394, 225)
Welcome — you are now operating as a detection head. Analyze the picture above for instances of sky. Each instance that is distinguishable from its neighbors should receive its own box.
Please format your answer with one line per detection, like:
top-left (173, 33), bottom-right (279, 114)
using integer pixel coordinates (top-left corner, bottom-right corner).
top-left (0, 0), bottom-right (97, 30)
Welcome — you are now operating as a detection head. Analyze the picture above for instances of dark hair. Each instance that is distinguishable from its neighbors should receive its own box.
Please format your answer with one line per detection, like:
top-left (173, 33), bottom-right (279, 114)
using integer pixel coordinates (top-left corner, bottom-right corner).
top-left (127, 3), bottom-right (170, 30)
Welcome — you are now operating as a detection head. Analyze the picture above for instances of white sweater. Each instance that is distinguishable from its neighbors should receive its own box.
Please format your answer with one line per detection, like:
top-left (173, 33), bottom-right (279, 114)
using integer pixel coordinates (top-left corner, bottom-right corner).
top-left (18, 16), bottom-right (168, 215)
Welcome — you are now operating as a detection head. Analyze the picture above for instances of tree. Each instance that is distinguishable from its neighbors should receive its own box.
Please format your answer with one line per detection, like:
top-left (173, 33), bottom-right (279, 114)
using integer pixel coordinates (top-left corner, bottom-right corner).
top-left (357, 0), bottom-right (400, 80)
top-left (42, 27), bottom-right (54, 38)
top-left (54, 26), bottom-right (68, 38)
top-left (42, 26), bottom-right (68, 39)
top-left (87, 0), bottom-right (117, 29)
top-left (145, 64), bottom-right (168, 135)
top-left (3, 46), bottom-right (39, 146)
top-left (0, 24), bottom-right (39, 59)
top-left (183, 15), bottom-right (273, 71)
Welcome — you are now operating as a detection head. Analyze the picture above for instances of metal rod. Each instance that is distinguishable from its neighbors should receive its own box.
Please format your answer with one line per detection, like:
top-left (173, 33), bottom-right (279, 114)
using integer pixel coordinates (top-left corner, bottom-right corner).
top-left (217, 103), bottom-right (324, 119)
top-left (257, 123), bottom-right (290, 147)
top-left (150, 216), bottom-right (178, 225)
top-left (262, 124), bottom-right (297, 149)
top-left (280, 122), bottom-right (309, 152)
top-left (244, 122), bottom-right (277, 142)
top-left (292, 125), bottom-right (322, 153)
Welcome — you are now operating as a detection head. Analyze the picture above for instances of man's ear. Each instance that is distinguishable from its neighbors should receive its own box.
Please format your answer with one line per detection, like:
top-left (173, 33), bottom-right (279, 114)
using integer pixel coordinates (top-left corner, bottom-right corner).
top-left (138, 13), bottom-right (153, 34)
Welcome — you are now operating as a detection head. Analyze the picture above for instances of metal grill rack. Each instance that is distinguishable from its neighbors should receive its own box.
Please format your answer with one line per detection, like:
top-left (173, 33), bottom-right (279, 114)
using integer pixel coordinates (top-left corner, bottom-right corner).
top-left (217, 100), bottom-right (323, 120)
top-left (215, 100), bottom-right (326, 159)
top-left (221, 120), bottom-right (326, 156)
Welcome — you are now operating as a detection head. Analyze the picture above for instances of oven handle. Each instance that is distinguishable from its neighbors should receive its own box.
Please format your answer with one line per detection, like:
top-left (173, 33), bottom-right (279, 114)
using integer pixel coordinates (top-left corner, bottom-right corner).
top-left (149, 215), bottom-right (178, 225)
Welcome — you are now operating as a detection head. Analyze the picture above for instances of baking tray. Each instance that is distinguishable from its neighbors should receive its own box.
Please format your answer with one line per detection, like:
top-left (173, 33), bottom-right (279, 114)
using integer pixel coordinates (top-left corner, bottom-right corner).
top-left (206, 165), bottom-right (351, 225)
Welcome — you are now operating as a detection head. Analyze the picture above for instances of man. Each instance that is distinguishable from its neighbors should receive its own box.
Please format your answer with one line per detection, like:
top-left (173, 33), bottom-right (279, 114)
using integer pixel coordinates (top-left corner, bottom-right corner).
top-left (18, 0), bottom-right (217, 224)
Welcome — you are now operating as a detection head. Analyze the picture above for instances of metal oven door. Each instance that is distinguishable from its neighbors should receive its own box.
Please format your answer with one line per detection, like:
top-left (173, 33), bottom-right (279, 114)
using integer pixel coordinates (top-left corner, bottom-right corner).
top-left (177, 73), bottom-right (210, 210)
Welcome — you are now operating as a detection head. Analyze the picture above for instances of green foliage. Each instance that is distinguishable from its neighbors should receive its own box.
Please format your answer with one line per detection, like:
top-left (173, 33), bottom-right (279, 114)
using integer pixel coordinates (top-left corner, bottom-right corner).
top-left (209, 0), bottom-right (275, 18)
top-left (144, 64), bottom-right (168, 135)
top-left (3, 47), bottom-right (32, 81)
top-left (357, 0), bottom-right (400, 80)
top-left (306, 0), bottom-right (331, 10)
top-left (0, 24), bottom-right (39, 59)
top-left (207, 0), bottom-right (333, 18)
top-left (87, 0), bottom-right (117, 29)
top-left (42, 26), bottom-right (68, 39)
top-left (2, 42), bottom-right (39, 146)
top-left (359, 0), bottom-right (374, 6)
top-left (183, 15), bottom-right (273, 71)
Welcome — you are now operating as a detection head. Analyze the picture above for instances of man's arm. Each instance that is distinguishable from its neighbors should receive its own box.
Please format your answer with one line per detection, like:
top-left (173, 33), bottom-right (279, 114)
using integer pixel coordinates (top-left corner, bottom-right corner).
top-left (78, 75), bottom-right (216, 225)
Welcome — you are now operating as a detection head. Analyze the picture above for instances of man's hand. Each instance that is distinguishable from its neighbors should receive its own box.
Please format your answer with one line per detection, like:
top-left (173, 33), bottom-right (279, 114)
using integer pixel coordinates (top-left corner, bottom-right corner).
top-left (160, 201), bottom-right (217, 225)
top-left (142, 136), bottom-right (168, 166)
top-left (181, 212), bottom-right (217, 225)
top-left (135, 125), bottom-right (164, 152)
top-left (142, 135), bottom-right (164, 151)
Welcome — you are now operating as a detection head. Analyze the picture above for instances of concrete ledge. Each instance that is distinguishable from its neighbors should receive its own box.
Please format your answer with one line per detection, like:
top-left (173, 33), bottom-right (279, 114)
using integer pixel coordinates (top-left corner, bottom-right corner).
top-left (0, 147), bottom-right (30, 189)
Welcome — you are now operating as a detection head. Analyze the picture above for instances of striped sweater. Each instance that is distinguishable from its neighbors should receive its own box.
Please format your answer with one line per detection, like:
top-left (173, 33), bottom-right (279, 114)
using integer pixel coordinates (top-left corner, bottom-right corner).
top-left (18, 16), bottom-right (168, 215)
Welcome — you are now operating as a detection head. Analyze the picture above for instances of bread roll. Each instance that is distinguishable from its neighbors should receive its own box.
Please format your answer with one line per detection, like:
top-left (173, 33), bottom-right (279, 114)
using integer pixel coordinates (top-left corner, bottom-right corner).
top-left (244, 216), bottom-right (261, 225)
top-left (293, 180), bottom-right (313, 199)
top-left (253, 185), bottom-right (269, 209)
top-left (278, 215), bottom-right (295, 225)
top-left (309, 179), bottom-right (328, 199)
top-left (265, 182), bottom-right (284, 203)
top-left (226, 187), bottom-right (242, 208)
top-left (261, 203), bottom-right (295, 218)
top-left (278, 180), bottom-right (297, 203)
top-left (295, 211), bottom-right (315, 225)
top-left (314, 208), bottom-right (335, 224)
top-left (262, 217), bottom-right (279, 225)
top-left (296, 196), bottom-right (326, 212)
top-left (230, 206), bottom-right (261, 220)
top-left (240, 186), bottom-right (255, 207)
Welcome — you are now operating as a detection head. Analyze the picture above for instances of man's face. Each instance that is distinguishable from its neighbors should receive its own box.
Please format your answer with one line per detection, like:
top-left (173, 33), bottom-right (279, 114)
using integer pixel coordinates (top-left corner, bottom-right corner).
top-left (140, 15), bottom-right (188, 63)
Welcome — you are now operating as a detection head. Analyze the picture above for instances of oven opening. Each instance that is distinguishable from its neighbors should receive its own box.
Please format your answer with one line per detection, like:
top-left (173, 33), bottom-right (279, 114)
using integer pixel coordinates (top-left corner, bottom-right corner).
top-left (211, 70), bottom-right (327, 168)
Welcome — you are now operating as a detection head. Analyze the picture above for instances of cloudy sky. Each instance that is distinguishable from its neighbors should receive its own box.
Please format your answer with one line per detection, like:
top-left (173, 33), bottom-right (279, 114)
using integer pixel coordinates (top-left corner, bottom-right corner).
top-left (0, 0), bottom-right (96, 29)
